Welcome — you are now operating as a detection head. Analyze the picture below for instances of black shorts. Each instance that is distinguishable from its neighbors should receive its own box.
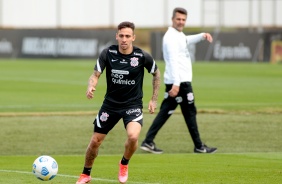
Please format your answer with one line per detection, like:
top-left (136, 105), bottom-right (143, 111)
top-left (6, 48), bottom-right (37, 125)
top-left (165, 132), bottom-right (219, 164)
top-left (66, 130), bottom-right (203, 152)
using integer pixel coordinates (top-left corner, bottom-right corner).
top-left (93, 104), bottom-right (143, 134)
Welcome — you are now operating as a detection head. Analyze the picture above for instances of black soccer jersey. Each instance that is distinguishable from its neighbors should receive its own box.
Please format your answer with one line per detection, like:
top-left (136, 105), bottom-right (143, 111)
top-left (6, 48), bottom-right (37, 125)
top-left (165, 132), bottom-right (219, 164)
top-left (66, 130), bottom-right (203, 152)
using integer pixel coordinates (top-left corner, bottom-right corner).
top-left (94, 45), bottom-right (158, 108)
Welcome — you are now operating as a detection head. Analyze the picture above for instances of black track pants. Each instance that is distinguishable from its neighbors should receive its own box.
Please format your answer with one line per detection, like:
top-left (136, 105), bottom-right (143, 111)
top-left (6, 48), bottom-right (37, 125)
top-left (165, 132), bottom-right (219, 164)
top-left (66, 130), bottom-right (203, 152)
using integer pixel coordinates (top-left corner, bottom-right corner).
top-left (144, 82), bottom-right (202, 148)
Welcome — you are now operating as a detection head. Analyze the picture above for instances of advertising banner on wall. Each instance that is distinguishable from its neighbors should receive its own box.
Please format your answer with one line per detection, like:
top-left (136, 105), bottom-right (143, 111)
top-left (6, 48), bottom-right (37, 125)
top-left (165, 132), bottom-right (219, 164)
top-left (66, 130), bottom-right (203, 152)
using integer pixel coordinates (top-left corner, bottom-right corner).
top-left (270, 41), bottom-right (282, 64)
top-left (151, 31), bottom-right (266, 62)
top-left (0, 29), bottom-right (116, 59)
top-left (0, 30), bottom-right (21, 58)
top-left (196, 32), bottom-right (262, 61)
top-left (262, 31), bottom-right (282, 62)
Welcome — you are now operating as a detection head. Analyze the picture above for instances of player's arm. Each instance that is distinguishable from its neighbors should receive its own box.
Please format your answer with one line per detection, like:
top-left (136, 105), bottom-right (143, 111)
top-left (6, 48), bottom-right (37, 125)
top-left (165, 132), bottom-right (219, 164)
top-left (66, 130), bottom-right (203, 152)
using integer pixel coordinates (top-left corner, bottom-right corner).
top-left (164, 37), bottom-right (180, 97)
top-left (86, 70), bottom-right (101, 99)
top-left (87, 48), bottom-right (106, 99)
top-left (187, 33), bottom-right (213, 44)
top-left (148, 68), bottom-right (161, 114)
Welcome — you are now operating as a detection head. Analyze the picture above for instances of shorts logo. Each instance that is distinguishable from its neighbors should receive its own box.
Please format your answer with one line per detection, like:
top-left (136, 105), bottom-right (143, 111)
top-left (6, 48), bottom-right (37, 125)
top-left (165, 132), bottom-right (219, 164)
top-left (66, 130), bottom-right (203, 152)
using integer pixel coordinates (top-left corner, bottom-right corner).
top-left (130, 57), bottom-right (139, 67)
top-left (100, 112), bottom-right (109, 122)
top-left (187, 92), bottom-right (194, 103)
top-left (126, 108), bottom-right (142, 116)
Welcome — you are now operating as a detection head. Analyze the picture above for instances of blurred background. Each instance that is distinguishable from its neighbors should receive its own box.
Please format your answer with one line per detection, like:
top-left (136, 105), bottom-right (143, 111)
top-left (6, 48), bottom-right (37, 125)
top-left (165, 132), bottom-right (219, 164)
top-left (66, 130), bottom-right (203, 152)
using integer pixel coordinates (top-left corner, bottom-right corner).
top-left (0, 0), bottom-right (281, 63)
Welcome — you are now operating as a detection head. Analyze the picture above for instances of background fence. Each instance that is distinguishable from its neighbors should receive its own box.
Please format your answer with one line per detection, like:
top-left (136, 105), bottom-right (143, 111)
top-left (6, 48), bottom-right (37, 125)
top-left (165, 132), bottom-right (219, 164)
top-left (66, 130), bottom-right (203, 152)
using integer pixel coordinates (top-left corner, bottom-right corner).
top-left (0, 0), bottom-right (281, 61)
top-left (0, 0), bottom-right (281, 29)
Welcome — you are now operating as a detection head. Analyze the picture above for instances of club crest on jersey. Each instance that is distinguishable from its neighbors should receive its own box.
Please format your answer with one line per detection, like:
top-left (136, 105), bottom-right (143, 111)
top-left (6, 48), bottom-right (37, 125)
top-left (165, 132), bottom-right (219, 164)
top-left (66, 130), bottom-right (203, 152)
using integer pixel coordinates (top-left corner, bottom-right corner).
top-left (100, 112), bottom-right (109, 122)
top-left (130, 57), bottom-right (139, 67)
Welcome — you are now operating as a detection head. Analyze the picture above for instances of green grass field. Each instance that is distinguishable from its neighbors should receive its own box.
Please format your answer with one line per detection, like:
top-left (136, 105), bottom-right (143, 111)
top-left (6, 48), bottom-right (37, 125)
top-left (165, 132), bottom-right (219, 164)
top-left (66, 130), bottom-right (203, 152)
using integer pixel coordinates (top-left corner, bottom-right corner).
top-left (0, 59), bottom-right (281, 183)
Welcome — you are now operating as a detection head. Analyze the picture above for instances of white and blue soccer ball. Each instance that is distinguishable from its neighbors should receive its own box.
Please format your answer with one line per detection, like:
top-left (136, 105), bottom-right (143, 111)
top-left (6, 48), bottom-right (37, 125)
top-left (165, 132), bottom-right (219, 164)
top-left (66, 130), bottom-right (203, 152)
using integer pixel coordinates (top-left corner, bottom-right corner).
top-left (32, 155), bottom-right (58, 181)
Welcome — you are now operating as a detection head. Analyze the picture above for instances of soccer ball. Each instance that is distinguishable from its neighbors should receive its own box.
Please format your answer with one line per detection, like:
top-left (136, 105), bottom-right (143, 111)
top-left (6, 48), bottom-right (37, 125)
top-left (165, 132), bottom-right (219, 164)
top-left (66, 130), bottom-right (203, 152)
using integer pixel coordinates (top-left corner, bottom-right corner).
top-left (32, 155), bottom-right (58, 181)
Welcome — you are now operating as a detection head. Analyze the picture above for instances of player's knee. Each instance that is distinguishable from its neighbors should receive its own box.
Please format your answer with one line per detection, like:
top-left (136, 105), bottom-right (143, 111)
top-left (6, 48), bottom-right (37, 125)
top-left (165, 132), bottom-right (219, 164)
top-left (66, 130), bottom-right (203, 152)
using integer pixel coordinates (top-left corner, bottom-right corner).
top-left (90, 135), bottom-right (104, 148)
top-left (127, 134), bottom-right (139, 143)
top-left (89, 140), bottom-right (101, 149)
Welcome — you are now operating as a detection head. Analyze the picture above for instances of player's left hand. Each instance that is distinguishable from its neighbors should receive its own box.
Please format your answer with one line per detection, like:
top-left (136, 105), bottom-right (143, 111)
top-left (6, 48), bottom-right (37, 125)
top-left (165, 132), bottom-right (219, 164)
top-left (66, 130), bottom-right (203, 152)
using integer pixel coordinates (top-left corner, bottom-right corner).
top-left (204, 33), bottom-right (213, 43)
top-left (148, 100), bottom-right (157, 114)
top-left (86, 86), bottom-right (96, 99)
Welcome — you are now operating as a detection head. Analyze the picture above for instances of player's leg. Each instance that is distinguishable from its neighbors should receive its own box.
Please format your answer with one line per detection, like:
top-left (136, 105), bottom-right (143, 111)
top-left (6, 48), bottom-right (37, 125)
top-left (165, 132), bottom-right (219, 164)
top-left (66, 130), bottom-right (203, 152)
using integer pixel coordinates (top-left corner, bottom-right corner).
top-left (179, 82), bottom-right (202, 148)
top-left (179, 82), bottom-right (217, 153)
top-left (77, 107), bottom-right (121, 184)
top-left (84, 132), bottom-right (106, 168)
top-left (124, 121), bottom-right (142, 160)
top-left (144, 96), bottom-right (178, 142)
top-left (76, 132), bottom-right (106, 184)
top-left (118, 107), bottom-right (143, 183)
top-left (141, 88), bottom-right (178, 153)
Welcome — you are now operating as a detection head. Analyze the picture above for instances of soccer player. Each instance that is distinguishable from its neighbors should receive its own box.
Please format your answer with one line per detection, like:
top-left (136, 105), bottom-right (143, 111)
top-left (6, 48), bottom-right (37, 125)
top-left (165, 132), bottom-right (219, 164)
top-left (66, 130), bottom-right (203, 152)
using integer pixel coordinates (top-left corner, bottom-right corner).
top-left (76, 21), bottom-right (160, 184)
top-left (140, 7), bottom-right (217, 154)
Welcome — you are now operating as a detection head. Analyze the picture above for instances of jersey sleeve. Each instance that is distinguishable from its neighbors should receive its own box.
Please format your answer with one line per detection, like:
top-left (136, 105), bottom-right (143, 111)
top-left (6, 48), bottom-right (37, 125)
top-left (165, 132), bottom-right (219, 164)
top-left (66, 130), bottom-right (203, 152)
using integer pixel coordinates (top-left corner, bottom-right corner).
top-left (94, 48), bottom-right (107, 73)
top-left (143, 51), bottom-right (158, 74)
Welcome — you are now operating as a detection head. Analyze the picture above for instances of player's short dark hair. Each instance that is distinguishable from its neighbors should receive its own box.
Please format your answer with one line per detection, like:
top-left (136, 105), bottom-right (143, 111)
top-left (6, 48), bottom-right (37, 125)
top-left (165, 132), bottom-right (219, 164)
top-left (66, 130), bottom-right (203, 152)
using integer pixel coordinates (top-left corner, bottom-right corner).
top-left (172, 7), bottom-right (187, 18)
top-left (118, 21), bottom-right (135, 31)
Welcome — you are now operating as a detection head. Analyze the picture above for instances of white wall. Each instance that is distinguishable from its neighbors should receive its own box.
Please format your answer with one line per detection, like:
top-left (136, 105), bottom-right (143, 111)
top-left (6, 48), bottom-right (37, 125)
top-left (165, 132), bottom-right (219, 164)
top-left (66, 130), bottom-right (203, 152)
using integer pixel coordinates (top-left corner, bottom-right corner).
top-left (0, 0), bottom-right (281, 28)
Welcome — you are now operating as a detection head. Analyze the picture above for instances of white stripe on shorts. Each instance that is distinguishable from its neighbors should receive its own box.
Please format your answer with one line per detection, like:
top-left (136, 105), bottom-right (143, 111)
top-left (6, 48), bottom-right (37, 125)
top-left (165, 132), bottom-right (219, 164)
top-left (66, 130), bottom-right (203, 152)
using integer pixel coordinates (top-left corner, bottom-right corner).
top-left (96, 114), bottom-right (101, 128)
top-left (132, 114), bottom-right (143, 122)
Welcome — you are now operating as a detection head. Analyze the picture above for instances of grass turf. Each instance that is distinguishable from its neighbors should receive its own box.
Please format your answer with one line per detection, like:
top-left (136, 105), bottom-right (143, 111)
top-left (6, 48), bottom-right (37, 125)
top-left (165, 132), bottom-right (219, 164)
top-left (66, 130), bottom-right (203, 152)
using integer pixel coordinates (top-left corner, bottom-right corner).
top-left (0, 59), bottom-right (281, 113)
top-left (0, 59), bottom-right (281, 183)
top-left (0, 113), bottom-right (281, 183)
top-left (0, 154), bottom-right (281, 184)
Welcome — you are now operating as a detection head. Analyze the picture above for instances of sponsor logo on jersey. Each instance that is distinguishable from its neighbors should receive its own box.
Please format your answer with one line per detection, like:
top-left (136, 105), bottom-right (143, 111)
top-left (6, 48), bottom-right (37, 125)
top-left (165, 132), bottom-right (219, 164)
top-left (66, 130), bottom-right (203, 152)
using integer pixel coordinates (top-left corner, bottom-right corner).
top-left (134, 52), bottom-right (143, 57)
top-left (130, 57), bottom-right (139, 67)
top-left (109, 49), bottom-right (117, 54)
top-left (100, 112), bottom-right (109, 122)
top-left (111, 69), bottom-right (129, 75)
top-left (120, 60), bottom-right (127, 64)
top-left (111, 69), bottom-right (135, 85)
top-left (111, 59), bottom-right (118, 62)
